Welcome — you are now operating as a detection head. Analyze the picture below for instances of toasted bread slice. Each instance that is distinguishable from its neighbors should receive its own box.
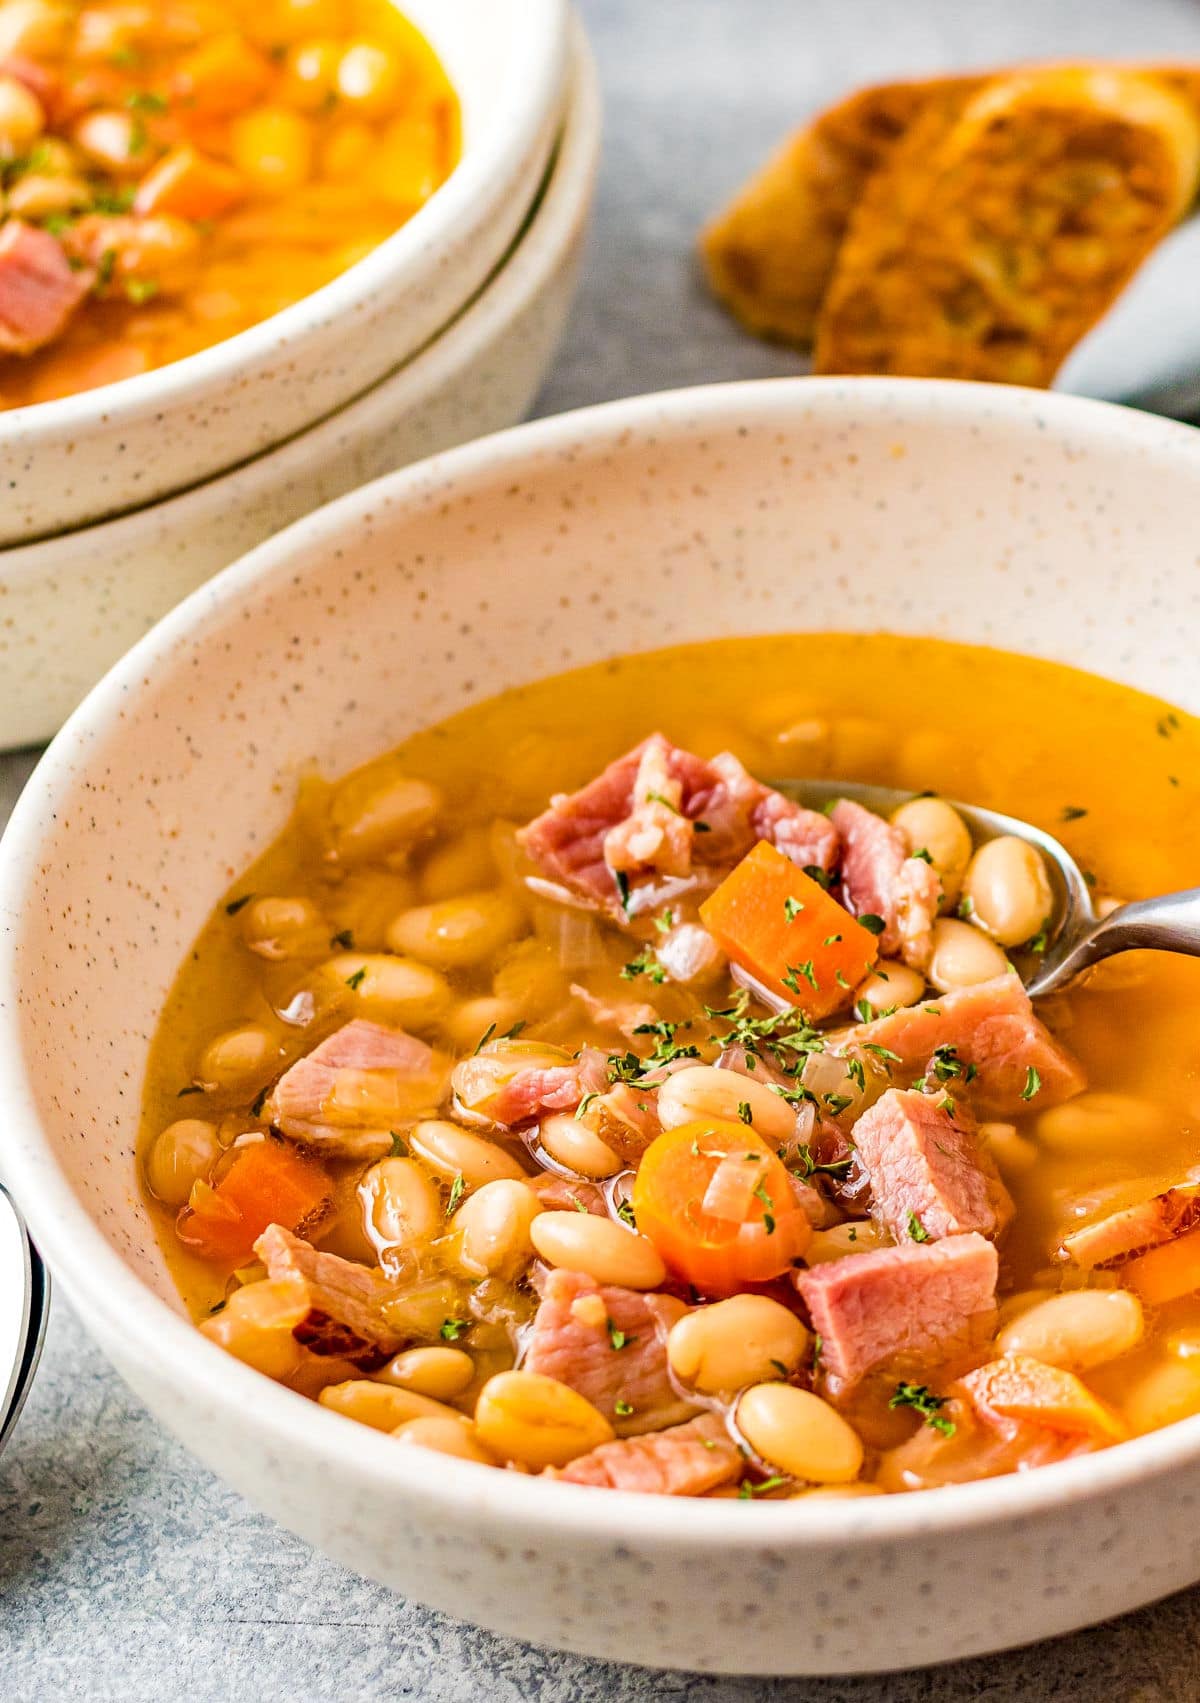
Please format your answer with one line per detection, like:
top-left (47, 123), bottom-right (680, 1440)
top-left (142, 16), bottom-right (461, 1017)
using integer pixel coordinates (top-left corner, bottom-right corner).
top-left (699, 76), bottom-right (982, 347)
top-left (813, 66), bottom-right (1200, 384)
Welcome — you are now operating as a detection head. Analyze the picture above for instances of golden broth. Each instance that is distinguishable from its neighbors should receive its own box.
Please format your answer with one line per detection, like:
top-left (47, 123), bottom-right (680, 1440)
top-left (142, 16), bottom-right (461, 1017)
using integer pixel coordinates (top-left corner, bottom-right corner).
top-left (0, 0), bottom-right (458, 406)
top-left (140, 633), bottom-right (1200, 1481)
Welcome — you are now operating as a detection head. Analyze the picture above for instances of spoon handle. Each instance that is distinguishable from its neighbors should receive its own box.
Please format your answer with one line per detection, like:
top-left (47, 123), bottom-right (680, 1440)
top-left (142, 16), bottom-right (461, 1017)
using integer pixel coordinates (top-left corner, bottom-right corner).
top-left (1037, 887), bottom-right (1200, 992)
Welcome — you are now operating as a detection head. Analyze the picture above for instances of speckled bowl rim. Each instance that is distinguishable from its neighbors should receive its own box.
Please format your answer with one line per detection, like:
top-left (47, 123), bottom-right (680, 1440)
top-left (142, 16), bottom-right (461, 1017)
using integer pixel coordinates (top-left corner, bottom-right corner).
top-left (0, 0), bottom-right (567, 440)
top-left (0, 22), bottom-right (600, 588)
top-left (5, 378), bottom-right (1200, 1553)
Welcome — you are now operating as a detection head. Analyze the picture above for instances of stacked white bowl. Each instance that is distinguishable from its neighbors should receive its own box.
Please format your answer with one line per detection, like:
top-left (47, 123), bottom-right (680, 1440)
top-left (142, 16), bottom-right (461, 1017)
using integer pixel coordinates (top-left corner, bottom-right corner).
top-left (0, 0), bottom-right (597, 747)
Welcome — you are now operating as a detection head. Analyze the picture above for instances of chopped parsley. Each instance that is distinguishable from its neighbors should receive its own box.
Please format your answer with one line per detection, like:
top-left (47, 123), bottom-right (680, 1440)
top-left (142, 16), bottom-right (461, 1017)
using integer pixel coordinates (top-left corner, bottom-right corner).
top-left (1157, 713), bottom-right (1180, 739)
top-left (654, 908), bottom-right (676, 934)
top-left (1021, 1066), bottom-right (1042, 1101)
top-left (737, 1100), bottom-right (753, 1125)
top-left (790, 1145), bottom-right (853, 1181)
top-left (126, 89), bottom-right (169, 112)
top-left (445, 1172), bottom-right (465, 1216)
top-left (575, 1091), bottom-right (600, 1120)
top-left (957, 895), bottom-right (975, 919)
top-left (331, 928), bottom-right (354, 949)
top-left (889, 1381), bottom-right (956, 1437)
top-left (844, 1055), bottom-right (866, 1092)
top-left (616, 1198), bottom-right (637, 1229)
top-left (823, 1092), bottom-right (853, 1116)
top-left (1060, 805), bottom-right (1088, 822)
top-left (784, 896), bottom-right (804, 922)
top-left (752, 1179), bottom-right (776, 1234)
top-left (1026, 924), bottom-right (1049, 954)
top-left (907, 1212), bottom-right (930, 1243)
top-left (224, 893), bottom-right (255, 916)
top-left (802, 865), bottom-right (832, 891)
top-left (503, 1020), bottom-right (527, 1040)
top-left (853, 998), bottom-right (873, 1024)
top-left (250, 1085), bottom-right (270, 1119)
top-left (389, 1132), bottom-right (408, 1157)
top-left (125, 277), bottom-right (159, 305)
top-left (176, 1084), bottom-right (204, 1098)
top-left (440, 1317), bottom-right (469, 1341)
top-left (613, 870), bottom-right (632, 915)
top-left (911, 846), bottom-right (934, 863)
top-left (738, 1476), bottom-right (787, 1500)
top-left (823, 933), bottom-right (842, 946)
top-left (769, 1358), bottom-right (789, 1379)
top-left (473, 1022), bottom-right (497, 1054)
top-left (607, 1320), bottom-right (635, 1352)
top-left (621, 947), bottom-right (665, 984)
top-left (208, 1299), bottom-right (227, 1315)
top-left (857, 913), bottom-right (886, 935)
top-left (929, 1044), bottom-right (976, 1084)
top-left (614, 1399), bottom-right (634, 1417)
top-left (345, 967), bottom-right (367, 992)
top-left (782, 959), bottom-right (818, 995)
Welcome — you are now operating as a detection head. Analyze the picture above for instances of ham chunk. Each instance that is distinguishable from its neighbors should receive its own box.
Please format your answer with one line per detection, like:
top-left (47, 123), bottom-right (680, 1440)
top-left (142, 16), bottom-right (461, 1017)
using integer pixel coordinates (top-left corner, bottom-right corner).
top-left (255, 1224), bottom-right (401, 1367)
top-left (268, 1019), bottom-right (445, 1159)
top-left (553, 1413), bottom-right (743, 1494)
top-left (454, 1043), bottom-right (609, 1128)
top-left (518, 734), bottom-right (838, 921)
top-left (0, 221), bottom-right (93, 356)
top-left (852, 1087), bottom-right (1011, 1243)
top-left (1061, 1178), bottom-right (1200, 1268)
top-left (830, 797), bottom-right (940, 969)
top-left (842, 974), bottom-right (1085, 1118)
top-left (522, 1268), bottom-right (697, 1432)
top-left (795, 1232), bottom-right (998, 1387)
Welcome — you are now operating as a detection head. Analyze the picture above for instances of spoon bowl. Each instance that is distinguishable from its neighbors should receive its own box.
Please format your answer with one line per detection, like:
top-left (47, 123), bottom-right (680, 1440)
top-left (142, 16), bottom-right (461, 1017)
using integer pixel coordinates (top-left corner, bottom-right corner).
top-left (772, 779), bottom-right (1200, 997)
top-left (0, 1185), bottom-right (48, 1457)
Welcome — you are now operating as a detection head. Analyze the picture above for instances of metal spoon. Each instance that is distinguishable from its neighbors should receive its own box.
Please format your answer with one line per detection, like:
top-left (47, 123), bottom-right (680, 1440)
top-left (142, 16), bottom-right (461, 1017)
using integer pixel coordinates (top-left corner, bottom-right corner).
top-left (0, 1183), bottom-right (48, 1457)
top-left (772, 779), bottom-right (1200, 998)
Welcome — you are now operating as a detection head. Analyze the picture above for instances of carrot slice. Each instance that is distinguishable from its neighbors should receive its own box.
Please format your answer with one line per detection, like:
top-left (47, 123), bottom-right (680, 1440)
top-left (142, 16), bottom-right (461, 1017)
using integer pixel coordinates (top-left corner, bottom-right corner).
top-left (699, 840), bottom-right (878, 1019)
top-left (1124, 1224), bottom-right (1200, 1306)
top-left (134, 144), bottom-right (246, 221)
top-left (963, 1353), bottom-right (1127, 1443)
top-left (631, 1120), bottom-right (812, 1298)
top-left (171, 33), bottom-right (273, 118)
top-left (176, 1139), bottom-right (331, 1267)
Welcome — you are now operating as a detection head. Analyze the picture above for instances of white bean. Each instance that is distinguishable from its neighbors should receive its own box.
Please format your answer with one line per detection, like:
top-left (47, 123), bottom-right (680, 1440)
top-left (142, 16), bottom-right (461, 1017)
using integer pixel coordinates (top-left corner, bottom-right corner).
top-left (408, 1119), bottom-right (527, 1190)
top-left (736, 1384), bottom-right (863, 1483)
top-left (386, 890), bottom-right (522, 971)
top-left (530, 1211), bottom-right (666, 1289)
top-left (926, 919), bottom-right (1010, 992)
top-left (890, 797), bottom-right (973, 909)
top-left (324, 952), bottom-right (451, 1030)
top-left (146, 1119), bottom-right (221, 1208)
top-left (539, 1112), bottom-right (621, 1180)
top-left (656, 1064), bottom-right (795, 1144)
top-left (852, 959), bottom-right (926, 1014)
top-left (667, 1295), bottom-right (808, 1393)
top-left (996, 1289), bottom-right (1144, 1372)
top-left (447, 1178), bottom-right (543, 1279)
top-left (962, 836), bottom-right (1053, 948)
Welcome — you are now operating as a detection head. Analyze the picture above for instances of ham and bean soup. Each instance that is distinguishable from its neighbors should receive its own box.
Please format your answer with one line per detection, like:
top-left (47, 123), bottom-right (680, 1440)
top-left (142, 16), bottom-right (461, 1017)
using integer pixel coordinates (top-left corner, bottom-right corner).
top-left (141, 634), bottom-right (1200, 1499)
top-left (0, 0), bottom-right (457, 405)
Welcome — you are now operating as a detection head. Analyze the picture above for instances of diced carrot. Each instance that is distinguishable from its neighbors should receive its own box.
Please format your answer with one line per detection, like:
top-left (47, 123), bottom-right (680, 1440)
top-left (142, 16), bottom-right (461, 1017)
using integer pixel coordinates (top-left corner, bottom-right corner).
top-left (134, 144), bottom-right (247, 221)
top-left (171, 33), bottom-right (274, 118)
top-left (699, 840), bottom-right (878, 1020)
top-left (963, 1353), bottom-right (1127, 1443)
top-left (1124, 1225), bottom-right (1200, 1307)
top-left (176, 1139), bottom-right (331, 1268)
top-left (631, 1121), bottom-right (812, 1298)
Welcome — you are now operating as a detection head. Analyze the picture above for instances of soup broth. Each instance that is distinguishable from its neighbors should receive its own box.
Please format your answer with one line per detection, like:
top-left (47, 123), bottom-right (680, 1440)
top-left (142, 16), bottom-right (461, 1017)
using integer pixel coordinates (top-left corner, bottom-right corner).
top-left (0, 0), bottom-right (458, 405)
top-left (140, 634), bottom-right (1200, 1495)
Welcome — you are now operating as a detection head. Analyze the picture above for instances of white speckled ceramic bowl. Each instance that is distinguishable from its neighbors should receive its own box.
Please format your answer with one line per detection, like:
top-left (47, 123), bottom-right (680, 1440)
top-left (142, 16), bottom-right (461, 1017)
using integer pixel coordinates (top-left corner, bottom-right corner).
top-left (0, 26), bottom-right (598, 750)
top-left (0, 0), bottom-right (569, 546)
top-left (4, 381), bottom-right (1200, 1677)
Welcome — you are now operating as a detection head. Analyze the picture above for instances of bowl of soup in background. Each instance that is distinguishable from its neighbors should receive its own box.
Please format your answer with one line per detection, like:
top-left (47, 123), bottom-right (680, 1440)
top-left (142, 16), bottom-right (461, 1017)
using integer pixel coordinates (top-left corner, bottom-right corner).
top-left (2, 378), bottom-right (1200, 1676)
top-left (0, 0), bottom-right (570, 545)
top-left (0, 22), bottom-right (598, 749)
